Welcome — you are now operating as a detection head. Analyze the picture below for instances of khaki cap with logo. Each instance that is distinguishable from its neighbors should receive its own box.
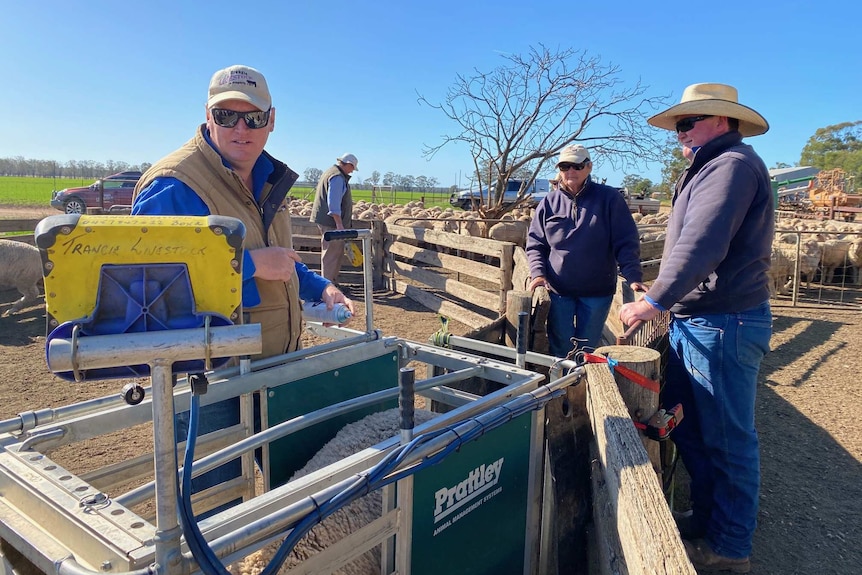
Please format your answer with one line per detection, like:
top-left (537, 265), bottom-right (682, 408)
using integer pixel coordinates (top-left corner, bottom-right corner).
top-left (207, 65), bottom-right (271, 112)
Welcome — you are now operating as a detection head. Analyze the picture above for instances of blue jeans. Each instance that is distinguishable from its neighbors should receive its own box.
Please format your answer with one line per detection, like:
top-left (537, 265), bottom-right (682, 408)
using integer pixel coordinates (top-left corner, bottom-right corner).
top-left (546, 292), bottom-right (613, 357)
top-left (663, 302), bottom-right (772, 558)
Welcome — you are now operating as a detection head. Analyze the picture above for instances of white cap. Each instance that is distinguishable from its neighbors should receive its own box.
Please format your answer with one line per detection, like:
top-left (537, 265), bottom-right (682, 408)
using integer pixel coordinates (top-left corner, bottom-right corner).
top-left (338, 153), bottom-right (359, 170)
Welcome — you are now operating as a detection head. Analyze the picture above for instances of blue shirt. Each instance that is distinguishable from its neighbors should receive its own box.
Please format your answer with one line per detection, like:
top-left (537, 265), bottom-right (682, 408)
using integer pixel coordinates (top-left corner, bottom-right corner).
top-left (327, 175), bottom-right (347, 217)
top-left (132, 133), bottom-right (329, 307)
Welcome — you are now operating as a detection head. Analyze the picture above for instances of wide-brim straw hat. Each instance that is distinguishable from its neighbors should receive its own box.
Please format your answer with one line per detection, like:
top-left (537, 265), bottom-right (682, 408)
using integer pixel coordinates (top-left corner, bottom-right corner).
top-left (648, 83), bottom-right (769, 137)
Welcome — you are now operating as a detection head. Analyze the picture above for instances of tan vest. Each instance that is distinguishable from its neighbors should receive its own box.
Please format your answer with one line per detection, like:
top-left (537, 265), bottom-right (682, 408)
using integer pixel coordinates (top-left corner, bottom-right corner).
top-left (134, 125), bottom-right (302, 358)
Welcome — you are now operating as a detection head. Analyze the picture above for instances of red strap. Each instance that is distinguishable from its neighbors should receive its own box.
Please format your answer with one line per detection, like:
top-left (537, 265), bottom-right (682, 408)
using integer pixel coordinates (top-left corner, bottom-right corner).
top-left (583, 353), bottom-right (660, 394)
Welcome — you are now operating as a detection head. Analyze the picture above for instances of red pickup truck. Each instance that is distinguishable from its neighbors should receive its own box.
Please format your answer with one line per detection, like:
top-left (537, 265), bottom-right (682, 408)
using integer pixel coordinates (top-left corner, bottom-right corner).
top-left (50, 171), bottom-right (142, 214)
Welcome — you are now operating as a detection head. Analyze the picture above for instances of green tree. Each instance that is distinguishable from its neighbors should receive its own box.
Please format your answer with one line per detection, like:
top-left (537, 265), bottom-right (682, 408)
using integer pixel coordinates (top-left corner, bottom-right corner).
top-left (655, 136), bottom-right (689, 199)
top-left (620, 174), bottom-right (654, 197)
top-left (419, 45), bottom-right (667, 218)
top-left (799, 121), bottom-right (862, 182)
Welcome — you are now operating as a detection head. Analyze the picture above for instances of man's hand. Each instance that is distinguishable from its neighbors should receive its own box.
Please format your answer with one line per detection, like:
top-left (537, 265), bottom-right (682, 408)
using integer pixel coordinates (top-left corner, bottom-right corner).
top-left (528, 276), bottom-right (549, 291)
top-left (249, 247), bottom-right (303, 282)
top-left (619, 298), bottom-right (661, 326)
top-left (331, 214), bottom-right (345, 231)
top-left (320, 283), bottom-right (354, 325)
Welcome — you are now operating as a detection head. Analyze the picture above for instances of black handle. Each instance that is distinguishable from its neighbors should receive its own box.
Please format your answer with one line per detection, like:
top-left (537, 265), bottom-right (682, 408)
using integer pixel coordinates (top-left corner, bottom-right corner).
top-left (324, 229), bottom-right (360, 241)
top-left (399, 367), bottom-right (416, 431)
top-left (516, 311), bottom-right (529, 355)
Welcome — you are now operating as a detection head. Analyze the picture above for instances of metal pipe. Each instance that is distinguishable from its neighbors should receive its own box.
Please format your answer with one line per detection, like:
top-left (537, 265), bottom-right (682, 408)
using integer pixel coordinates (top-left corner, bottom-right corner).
top-left (616, 319), bottom-right (644, 346)
top-left (229, 331), bottom-right (381, 373)
top-left (321, 228), bottom-right (374, 333)
top-left (0, 394), bottom-right (133, 435)
top-left (47, 325), bottom-right (262, 373)
top-left (428, 334), bottom-right (577, 370)
top-left (56, 558), bottom-right (156, 575)
top-left (204, 368), bottom-right (585, 558)
top-left (116, 364), bottom-right (485, 507)
top-left (361, 233), bottom-right (374, 334)
top-left (150, 360), bottom-right (183, 575)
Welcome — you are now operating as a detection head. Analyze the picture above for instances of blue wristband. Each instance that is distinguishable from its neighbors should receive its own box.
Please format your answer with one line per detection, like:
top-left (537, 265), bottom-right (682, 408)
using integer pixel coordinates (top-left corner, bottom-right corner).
top-left (643, 295), bottom-right (665, 311)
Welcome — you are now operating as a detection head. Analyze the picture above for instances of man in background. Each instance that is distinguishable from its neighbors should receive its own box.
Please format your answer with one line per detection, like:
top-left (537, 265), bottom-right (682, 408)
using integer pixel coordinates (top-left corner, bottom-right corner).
top-left (310, 153), bottom-right (358, 291)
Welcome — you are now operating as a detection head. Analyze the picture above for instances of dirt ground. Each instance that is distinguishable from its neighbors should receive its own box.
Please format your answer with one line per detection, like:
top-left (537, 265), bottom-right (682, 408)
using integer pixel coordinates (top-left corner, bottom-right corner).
top-left (1, 206), bottom-right (860, 574)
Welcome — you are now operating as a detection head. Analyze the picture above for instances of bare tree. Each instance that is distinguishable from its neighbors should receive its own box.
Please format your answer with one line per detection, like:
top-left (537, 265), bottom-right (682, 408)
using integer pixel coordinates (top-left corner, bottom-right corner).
top-left (303, 167), bottom-right (323, 185)
top-left (418, 45), bottom-right (667, 218)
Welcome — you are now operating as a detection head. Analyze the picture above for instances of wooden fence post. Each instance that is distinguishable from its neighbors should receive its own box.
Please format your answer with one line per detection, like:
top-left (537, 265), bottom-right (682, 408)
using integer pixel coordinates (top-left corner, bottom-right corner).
top-left (593, 345), bottom-right (662, 482)
top-left (498, 243), bottom-right (514, 314)
top-left (504, 290), bottom-right (531, 347)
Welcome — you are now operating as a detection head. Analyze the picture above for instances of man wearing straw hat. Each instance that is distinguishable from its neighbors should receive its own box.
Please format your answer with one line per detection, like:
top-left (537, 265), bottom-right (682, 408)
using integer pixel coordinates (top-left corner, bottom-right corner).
top-left (619, 83), bottom-right (773, 572)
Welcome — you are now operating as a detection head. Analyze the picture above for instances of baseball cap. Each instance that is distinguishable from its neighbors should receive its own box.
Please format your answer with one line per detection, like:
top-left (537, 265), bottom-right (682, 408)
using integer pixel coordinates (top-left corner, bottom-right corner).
top-left (338, 153), bottom-right (359, 170)
top-left (207, 65), bottom-right (271, 111)
top-left (555, 145), bottom-right (590, 168)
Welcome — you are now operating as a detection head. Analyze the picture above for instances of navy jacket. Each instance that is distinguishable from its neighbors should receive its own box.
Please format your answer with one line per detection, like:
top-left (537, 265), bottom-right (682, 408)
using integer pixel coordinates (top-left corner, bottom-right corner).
top-left (647, 131), bottom-right (773, 315)
top-left (527, 178), bottom-right (642, 297)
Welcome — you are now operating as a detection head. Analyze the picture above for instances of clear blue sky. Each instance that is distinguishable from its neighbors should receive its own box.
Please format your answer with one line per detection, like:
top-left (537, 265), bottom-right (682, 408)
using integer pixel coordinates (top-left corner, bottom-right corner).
top-left (1, 0), bottom-right (858, 189)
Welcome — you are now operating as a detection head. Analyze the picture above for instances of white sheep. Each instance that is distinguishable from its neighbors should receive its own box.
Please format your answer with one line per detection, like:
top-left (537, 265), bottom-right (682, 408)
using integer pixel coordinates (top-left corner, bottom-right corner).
top-left (846, 238), bottom-right (862, 284)
top-left (487, 219), bottom-right (529, 248)
top-left (230, 408), bottom-right (436, 575)
top-left (819, 239), bottom-right (852, 284)
top-left (774, 235), bottom-right (822, 290)
top-left (768, 244), bottom-right (795, 296)
top-left (0, 240), bottom-right (43, 316)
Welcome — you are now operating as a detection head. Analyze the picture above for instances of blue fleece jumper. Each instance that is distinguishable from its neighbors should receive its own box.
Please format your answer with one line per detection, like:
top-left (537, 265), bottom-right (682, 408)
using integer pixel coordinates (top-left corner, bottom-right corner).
top-left (526, 177), bottom-right (643, 295)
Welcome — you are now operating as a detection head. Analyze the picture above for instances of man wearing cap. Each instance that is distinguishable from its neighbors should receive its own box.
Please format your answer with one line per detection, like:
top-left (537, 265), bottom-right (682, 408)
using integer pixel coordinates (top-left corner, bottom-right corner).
top-left (310, 154), bottom-right (358, 287)
top-left (526, 144), bottom-right (644, 356)
top-left (132, 65), bottom-right (352, 510)
top-left (619, 83), bottom-right (773, 572)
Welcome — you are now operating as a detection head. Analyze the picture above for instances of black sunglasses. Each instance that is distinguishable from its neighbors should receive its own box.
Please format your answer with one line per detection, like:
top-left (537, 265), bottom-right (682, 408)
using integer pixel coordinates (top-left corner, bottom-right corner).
top-left (675, 115), bottom-right (713, 133)
top-left (211, 108), bottom-right (271, 129)
top-left (558, 160), bottom-right (591, 172)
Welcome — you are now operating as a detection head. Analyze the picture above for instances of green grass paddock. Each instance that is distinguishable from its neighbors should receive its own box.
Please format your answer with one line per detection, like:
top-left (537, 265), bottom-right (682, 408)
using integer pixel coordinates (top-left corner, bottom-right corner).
top-left (0, 176), bottom-right (453, 210)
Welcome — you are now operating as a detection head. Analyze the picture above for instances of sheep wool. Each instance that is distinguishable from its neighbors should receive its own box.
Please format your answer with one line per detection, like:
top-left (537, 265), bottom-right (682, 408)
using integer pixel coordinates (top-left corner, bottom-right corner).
top-left (229, 408), bottom-right (436, 575)
top-left (0, 240), bottom-right (42, 317)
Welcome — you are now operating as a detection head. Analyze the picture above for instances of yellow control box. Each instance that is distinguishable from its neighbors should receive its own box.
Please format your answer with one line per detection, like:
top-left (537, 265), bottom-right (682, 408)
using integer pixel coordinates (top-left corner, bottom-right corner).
top-left (35, 214), bottom-right (244, 329)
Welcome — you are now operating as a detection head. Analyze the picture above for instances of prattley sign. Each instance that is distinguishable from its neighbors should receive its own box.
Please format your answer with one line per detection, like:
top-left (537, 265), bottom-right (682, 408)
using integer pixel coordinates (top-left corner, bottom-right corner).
top-left (432, 457), bottom-right (504, 535)
top-left (410, 411), bottom-right (536, 575)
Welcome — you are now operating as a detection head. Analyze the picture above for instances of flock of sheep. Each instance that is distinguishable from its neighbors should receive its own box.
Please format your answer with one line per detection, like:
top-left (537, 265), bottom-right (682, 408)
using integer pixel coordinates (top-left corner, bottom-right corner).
top-left (287, 197), bottom-right (669, 249)
top-left (7, 201), bottom-right (861, 320)
top-left (770, 217), bottom-right (862, 297)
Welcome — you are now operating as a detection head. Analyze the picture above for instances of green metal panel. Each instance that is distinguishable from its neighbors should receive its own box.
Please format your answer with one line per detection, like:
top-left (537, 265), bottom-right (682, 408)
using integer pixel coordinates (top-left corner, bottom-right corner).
top-left (266, 351), bottom-right (399, 488)
top-left (411, 412), bottom-right (534, 575)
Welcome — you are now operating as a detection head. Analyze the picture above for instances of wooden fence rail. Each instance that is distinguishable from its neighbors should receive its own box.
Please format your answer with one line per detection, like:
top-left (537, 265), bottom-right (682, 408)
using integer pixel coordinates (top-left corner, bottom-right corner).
top-left (382, 222), bottom-right (515, 329)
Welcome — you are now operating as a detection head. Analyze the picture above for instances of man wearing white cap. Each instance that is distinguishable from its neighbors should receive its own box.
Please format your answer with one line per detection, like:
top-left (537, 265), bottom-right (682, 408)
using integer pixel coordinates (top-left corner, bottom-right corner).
top-left (310, 153), bottom-right (359, 287)
top-left (619, 83), bottom-right (773, 572)
top-left (132, 65), bottom-right (353, 512)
